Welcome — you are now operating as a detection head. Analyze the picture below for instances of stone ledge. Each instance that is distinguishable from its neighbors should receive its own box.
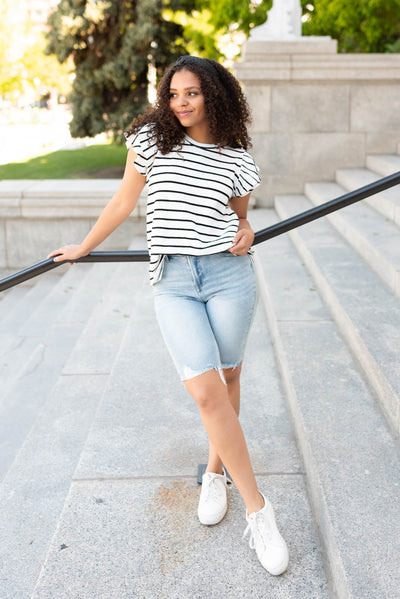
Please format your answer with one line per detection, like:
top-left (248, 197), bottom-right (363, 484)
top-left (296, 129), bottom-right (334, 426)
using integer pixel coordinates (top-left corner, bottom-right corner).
top-left (0, 179), bottom-right (121, 199)
top-left (243, 37), bottom-right (338, 57)
top-left (236, 52), bottom-right (400, 82)
top-left (0, 196), bottom-right (147, 219)
top-left (0, 180), bottom-right (38, 198)
top-left (0, 180), bottom-right (148, 219)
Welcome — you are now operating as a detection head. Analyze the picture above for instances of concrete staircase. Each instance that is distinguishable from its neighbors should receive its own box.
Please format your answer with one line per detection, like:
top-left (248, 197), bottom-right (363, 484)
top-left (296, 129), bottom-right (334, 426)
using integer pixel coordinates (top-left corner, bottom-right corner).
top-left (0, 152), bottom-right (399, 598)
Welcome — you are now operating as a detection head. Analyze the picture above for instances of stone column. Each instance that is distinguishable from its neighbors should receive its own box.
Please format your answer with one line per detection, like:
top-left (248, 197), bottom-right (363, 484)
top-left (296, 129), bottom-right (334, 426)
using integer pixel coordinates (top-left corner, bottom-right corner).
top-left (235, 36), bottom-right (400, 206)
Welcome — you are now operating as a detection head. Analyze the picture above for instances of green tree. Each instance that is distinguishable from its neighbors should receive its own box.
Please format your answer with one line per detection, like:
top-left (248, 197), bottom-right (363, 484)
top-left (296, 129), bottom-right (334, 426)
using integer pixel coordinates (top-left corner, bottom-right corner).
top-left (164, 0), bottom-right (272, 61)
top-left (46, 0), bottom-right (188, 139)
top-left (198, 0), bottom-right (272, 35)
top-left (181, 0), bottom-right (400, 56)
top-left (301, 0), bottom-right (400, 53)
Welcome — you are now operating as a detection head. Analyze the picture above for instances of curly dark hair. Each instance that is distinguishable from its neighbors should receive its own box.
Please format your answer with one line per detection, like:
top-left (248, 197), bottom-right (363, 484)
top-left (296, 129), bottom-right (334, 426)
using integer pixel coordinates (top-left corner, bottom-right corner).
top-left (125, 56), bottom-right (252, 153)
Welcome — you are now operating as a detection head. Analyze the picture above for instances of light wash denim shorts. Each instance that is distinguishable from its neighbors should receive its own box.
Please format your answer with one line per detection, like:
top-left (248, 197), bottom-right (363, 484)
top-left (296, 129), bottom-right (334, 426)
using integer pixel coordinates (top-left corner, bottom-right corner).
top-left (153, 252), bottom-right (257, 381)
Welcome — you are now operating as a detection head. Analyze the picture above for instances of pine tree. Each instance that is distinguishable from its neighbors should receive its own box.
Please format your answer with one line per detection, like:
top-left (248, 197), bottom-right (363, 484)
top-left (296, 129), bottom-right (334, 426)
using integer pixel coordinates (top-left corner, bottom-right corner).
top-left (46, 0), bottom-right (188, 139)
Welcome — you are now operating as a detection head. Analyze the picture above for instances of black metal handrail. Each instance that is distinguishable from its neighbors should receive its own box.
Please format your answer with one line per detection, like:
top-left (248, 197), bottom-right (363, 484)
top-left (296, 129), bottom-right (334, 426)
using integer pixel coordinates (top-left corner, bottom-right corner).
top-left (1, 169), bottom-right (400, 293)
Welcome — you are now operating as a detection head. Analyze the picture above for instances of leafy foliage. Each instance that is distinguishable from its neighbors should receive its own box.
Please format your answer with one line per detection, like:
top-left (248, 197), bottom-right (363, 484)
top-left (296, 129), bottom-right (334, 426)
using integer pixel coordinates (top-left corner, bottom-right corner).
top-left (198, 0), bottom-right (272, 35)
top-left (163, 1), bottom-right (272, 61)
top-left (301, 0), bottom-right (400, 53)
top-left (46, 0), bottom-right (185, 139)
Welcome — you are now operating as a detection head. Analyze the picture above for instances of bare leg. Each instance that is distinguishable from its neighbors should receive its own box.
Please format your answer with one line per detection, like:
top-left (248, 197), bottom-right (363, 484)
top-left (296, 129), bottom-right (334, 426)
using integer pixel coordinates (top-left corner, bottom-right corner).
top-left (185, 368), bottom-right (263, 515)
top-left (206, 365), bottom-right (241, 475)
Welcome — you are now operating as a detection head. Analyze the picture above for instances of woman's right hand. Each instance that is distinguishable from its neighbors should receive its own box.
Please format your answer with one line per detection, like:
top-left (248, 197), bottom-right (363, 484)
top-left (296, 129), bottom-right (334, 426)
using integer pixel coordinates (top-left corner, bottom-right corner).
top-left (47, 244), bottom-right (89, 263)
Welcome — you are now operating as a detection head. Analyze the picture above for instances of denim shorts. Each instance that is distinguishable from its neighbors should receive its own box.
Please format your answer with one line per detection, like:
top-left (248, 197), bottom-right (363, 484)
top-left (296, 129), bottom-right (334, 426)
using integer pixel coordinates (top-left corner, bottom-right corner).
top-left (153, 252), bottom-right (257, 381)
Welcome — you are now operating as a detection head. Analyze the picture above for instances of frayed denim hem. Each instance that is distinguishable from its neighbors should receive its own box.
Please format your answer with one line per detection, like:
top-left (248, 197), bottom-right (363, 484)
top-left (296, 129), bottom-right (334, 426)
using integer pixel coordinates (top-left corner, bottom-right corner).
top-left (180, 361), bottom-right (242, 384)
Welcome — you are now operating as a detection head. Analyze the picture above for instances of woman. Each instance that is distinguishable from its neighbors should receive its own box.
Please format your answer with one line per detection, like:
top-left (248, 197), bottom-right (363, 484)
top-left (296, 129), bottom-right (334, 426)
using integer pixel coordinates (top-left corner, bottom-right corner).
top-left (48, 56), bottom-right (289, 576)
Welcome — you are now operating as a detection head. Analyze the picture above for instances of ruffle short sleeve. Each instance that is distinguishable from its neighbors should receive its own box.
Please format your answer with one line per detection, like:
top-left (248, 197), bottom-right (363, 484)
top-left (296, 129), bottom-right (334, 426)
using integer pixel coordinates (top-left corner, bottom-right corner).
top-left (124, 124), bottom-right (158, 176)
top-left (232, 151), bottom-right (261, 197)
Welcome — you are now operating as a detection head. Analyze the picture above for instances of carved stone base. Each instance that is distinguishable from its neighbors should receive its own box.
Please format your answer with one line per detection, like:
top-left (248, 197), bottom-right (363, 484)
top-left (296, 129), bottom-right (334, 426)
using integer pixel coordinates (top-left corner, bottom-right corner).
top-left (242, 37), bottom-right (337, 59)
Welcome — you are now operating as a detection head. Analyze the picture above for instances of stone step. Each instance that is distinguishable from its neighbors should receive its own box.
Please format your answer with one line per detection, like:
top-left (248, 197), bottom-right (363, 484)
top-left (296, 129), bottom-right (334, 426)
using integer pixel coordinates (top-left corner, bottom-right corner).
top-left (0, 232), bottom-right (148, 403)
top-left (0, 275), bottom-right (61, 329)
top-left (275, 195), bottom-right (400, 438)
top-left (20, 264), bottom-right (90, 338)
top-left (0, 279), bottom-right (37, 321)
top-left (0, 248), bottom-right (146, 485)
top-left (61, 240), bottom-right (149, 376)
top-left (0, 266), bottom-right (88, 403)
top-left (0, 373), bottom-right (107, 599)
top-left (56, 262), bottom-right (124, 326)
top-left (30, 277), bottom-right (329, 598)
top-left (304, 181), bottom-right (400, 299)
top-left (366, 154), bottom-right (400, 177)
top-left (335, 167), bottom-right (400, 227)
top-left (0, 251), bottom-right (156, 598)
top-left (0, 320), bottom-right (86, 484)
top-left (251, 208), bottom-right (400, 599)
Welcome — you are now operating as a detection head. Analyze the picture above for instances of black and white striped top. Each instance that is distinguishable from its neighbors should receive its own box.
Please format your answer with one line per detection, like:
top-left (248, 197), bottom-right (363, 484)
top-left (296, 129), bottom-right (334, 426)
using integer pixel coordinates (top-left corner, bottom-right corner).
top-left (125, 124), bottom-right (260, 284)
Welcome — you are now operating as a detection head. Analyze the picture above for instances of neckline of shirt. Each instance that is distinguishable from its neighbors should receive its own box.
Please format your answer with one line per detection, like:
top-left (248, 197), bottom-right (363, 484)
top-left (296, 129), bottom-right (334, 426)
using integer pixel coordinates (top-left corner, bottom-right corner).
top-left (184, 133), bottom-right (217, 148)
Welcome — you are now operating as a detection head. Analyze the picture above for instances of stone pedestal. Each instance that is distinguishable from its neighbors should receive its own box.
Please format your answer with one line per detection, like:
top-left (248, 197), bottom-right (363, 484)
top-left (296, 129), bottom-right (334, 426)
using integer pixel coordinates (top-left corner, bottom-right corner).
top-left (235, 38), bottom-right (400, 206)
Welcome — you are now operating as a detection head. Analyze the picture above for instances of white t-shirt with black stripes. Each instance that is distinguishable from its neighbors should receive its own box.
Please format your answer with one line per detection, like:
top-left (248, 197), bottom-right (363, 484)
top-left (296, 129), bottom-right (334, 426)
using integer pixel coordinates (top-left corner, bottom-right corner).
top-left (125, 124), bottom-right (260, 285)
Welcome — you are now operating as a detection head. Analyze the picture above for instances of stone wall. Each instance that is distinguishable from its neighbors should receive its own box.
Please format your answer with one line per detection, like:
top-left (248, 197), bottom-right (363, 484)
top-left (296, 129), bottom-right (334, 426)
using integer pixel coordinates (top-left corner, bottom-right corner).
top-left (0, 180), bottom-right (147, 268)
top-left (235, 38), bottom-right (400, 206)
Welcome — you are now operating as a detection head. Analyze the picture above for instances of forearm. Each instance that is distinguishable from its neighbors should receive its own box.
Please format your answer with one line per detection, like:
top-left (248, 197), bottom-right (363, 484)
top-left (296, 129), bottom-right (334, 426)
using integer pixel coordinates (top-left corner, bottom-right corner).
top-left (79, 192), bottom-right (136, 254)
top-left (47, 148), bottom-right (147, 262)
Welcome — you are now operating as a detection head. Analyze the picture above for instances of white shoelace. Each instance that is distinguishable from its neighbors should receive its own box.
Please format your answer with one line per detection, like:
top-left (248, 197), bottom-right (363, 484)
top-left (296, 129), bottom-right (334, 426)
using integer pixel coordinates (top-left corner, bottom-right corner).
top-left (243, 511), bottom-right (272, 550)
top-left (203, 474), bottom-right (224, 503)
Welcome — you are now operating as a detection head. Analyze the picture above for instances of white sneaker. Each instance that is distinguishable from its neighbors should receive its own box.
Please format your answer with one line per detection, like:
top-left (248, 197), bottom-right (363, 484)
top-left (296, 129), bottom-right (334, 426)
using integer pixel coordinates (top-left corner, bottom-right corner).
top-left (198, 470), bottom-right (228, 525)
top-left (243, 493), bottom-right (289, 575)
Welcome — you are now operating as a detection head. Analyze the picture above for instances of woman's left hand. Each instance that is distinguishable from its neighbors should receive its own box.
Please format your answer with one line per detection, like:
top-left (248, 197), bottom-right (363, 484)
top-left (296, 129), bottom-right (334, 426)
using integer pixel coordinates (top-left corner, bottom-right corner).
top-left (228, 226), bottom-right (255, 255)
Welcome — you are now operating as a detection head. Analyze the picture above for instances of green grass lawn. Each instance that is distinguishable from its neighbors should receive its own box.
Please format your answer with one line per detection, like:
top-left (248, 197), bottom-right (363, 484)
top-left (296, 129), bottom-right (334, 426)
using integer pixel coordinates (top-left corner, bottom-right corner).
top-left (0, 144), bottom-right (127, 179)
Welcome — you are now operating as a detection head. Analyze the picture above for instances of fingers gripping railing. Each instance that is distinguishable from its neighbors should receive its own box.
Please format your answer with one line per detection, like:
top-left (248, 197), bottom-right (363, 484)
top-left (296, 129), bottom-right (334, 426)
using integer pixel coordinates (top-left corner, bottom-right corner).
top-left (1, 170), bottom-right (400, 293)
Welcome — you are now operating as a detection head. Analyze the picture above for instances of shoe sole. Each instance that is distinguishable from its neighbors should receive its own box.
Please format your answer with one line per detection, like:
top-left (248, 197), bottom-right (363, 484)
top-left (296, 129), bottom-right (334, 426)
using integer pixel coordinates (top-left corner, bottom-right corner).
top-left (264, 554), bottom-right (289, 576)
top-left (198, 504), bottom-right (227, 526)
top-left (259, 544), bottom-right (289, 576)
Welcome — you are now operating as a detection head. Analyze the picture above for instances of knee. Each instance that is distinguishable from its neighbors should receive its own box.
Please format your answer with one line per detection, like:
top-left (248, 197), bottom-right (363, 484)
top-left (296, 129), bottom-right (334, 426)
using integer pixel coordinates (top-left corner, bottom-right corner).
top-left (193, 389), bottom-right (221, 413)
top-left (223, 365), bottom-right (241, 386)
top-left (190, 383), bottom-right (229, 414)
top-left (185, 370), bottom-right (229, 413)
